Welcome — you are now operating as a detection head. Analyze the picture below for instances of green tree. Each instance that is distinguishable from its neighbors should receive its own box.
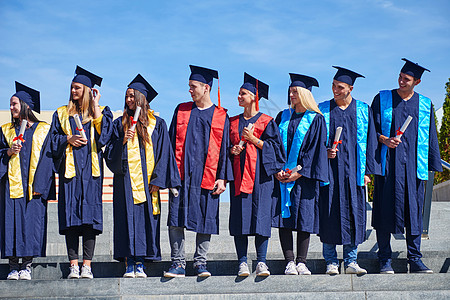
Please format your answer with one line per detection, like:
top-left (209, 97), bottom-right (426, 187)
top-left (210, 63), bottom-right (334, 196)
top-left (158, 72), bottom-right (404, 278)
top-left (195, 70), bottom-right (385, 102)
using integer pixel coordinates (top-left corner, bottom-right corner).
top-left (435, 78), bottom-right (450, 184)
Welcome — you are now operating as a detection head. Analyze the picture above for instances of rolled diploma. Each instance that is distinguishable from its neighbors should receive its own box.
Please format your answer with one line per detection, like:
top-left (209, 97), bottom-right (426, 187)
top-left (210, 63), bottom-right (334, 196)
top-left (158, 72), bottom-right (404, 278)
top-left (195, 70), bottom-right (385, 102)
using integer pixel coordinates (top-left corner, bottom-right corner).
top-left (16, 119), bottom-right (28, 146)
top-left (128, 106), bottom-right (141, 142)
top-left (332, 127), bottom-right (343, 150)
top-left (73, 114), bottom-right (87, 140)
top-left (170, 188), bottom-right (179, 197)
top-left (238, 123), bottom-right (254, 146)
top-left (290, 165), bottom-right (302, 173)
top-left (396, 115), bottom-right (413, 139)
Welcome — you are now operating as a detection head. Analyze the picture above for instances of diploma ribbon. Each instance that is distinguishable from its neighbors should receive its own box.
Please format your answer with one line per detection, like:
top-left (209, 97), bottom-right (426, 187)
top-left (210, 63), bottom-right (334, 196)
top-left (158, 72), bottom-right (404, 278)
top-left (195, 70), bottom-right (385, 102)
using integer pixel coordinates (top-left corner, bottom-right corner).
top-left (12, 134), bottom-right (25, 143)
top-left (396, 127), bottom-right (403, 136)
top-left (333, 140), bottom-right (342, 147)
top-left (130, 116), bottom-right (138, 125)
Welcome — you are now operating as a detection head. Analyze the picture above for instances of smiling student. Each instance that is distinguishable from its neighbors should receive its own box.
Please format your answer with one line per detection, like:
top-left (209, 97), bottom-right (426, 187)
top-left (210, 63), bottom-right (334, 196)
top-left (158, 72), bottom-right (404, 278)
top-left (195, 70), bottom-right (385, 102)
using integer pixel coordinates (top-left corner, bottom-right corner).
top-left (318, 66), bottom-right (380, 276)
top-left (50, 66), bottom-right (113, 279)
top-left (229, 73), bottom-right (285, 277)
top-left (164, 65), bottom-right (233, 278)
top-left (1, 82), bottom-right (54, 280)
top-left (105, 74), bottom-right (180, 278)
top-left (371, 58), bottom-right (442, 274)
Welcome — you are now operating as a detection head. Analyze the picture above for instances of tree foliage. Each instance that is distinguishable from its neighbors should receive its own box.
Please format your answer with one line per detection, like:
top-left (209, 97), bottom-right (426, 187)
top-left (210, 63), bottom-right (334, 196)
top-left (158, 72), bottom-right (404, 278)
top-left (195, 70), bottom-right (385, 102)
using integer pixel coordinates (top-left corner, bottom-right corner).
top-left (435, 78), bottom-right (450, 184)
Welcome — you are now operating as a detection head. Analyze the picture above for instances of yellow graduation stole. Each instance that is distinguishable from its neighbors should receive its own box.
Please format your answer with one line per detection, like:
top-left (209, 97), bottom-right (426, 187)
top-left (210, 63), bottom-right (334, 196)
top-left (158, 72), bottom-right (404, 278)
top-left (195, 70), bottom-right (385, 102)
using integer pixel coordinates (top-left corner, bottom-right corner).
top-left (126, 110), bottom-right (160, 215)
top-left (57, 106), bottom-right (104, 179)
top-left (1, 122), bottom-right (50, 200)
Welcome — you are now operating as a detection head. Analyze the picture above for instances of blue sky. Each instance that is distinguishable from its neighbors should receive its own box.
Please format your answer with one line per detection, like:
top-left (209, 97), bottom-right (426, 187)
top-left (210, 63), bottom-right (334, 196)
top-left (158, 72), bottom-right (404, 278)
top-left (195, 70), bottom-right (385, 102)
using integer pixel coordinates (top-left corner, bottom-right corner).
top-left (1, 0), bottom-right (449, 121)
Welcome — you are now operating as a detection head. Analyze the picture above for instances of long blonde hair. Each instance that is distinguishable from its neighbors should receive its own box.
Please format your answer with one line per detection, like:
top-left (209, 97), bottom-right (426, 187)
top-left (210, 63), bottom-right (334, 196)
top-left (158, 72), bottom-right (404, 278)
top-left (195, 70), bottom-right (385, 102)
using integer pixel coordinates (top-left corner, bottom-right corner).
top-left (291, 86), bottom-right (322, 114)
top-left (68, 84), bottom-right (95, 124)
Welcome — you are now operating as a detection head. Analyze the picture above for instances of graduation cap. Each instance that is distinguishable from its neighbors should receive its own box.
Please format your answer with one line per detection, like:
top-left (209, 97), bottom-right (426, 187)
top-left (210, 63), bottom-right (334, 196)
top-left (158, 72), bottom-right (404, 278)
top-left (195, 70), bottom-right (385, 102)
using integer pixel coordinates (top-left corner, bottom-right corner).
top-left (189, 65), bottom-right (222, 107)
top-left (332, 66), bottom-right (365, 86)
top-left (189, 65), bottom-right (218, 87)
top-left (128, 74), bottom-right (158, 102)
top-left (400, 58), bottom-right (430, 79)
top-left (72, 65), bottom-right (103, 89)
top-left (13, 81), bottom-right (40, 113)
top-left (240, 73), bottom-right (269, 111)
top-left (289, 73), bottom-right (319, 91)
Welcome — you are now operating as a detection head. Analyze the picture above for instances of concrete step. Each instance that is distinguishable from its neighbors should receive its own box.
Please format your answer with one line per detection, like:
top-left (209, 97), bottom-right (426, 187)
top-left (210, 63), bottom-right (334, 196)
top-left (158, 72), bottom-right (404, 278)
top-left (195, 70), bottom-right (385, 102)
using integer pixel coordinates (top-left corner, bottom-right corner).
top-left (1, 253), bottom-right (449, 280)
top-left (0, 274), bottom-right (449, 299)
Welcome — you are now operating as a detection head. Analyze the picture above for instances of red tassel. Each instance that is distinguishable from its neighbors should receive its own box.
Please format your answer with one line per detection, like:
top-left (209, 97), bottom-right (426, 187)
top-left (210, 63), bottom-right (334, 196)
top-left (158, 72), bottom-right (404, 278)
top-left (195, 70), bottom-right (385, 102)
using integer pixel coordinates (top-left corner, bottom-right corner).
top-left (217, 78), bottom-right (221, 108)
top-left (255, 79), bottom-right (259, 111)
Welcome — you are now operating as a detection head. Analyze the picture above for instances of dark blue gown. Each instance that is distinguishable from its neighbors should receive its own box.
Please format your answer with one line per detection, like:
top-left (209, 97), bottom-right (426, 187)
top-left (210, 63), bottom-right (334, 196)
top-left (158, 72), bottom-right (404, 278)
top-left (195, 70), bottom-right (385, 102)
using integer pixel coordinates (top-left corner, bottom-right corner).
top-left (229, 113), bottom-right (285, 237)
top-left (105, 116), bottom-right (181, 261)
top-left (272, 111), bottom-right (328, 234)
top-left (318, 99), bottom-right (380, 245)
top-left (371, 90), bottom-right (442, 235)
top-left (50, 107), bottom-right (113, 234)
top-left (167, 103), bottom-right (233, 235)
top-left (0, 122), bottom-right (55, 258)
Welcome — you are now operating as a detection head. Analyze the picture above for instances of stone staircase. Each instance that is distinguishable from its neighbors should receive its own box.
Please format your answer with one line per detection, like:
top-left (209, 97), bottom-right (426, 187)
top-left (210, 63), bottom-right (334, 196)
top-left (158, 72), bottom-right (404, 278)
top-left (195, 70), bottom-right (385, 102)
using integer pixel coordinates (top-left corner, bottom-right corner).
top-left (1, 201), bottom-right (449, 299)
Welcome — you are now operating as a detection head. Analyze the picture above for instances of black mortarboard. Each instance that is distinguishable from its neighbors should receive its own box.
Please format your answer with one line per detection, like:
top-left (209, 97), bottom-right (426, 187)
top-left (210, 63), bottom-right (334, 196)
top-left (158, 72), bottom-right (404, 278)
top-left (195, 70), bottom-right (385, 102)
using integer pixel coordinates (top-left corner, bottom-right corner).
top-left (289, 73), bottom-right (319, 91)
top-left (13, 81), bottom-right (40, 113)
top-left (333, 66), bottom-right (365, 86)
top-left (400, 58), bottom-right (430, 79)
top-left (241, 72), bottom-right (269, 100)
top-left (72, 65), bottom-right (103, 88)
top-left (189, 65), bottom-right (219, 87)
top-left (128, 74), bottom-right (158, 102)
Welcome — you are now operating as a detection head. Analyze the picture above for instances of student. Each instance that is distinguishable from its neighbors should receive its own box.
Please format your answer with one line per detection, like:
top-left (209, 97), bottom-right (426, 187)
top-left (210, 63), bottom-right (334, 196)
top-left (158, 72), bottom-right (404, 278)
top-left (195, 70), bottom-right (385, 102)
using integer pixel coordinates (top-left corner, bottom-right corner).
top-left (105, 74), bottom-right (180, 278)
top-left (272, 74), bottom-right (328, 275)
top-left (165, 65), bottom-right (233, 277)
top-left (318, 67), bottom-right (379, 275)
top-left (50, 66), bottom-right (113, 279)
top-left (371, 58), bottom-right (442, 274)
top-left (1, 82), bottom-right (54, 280)
top-left (229, 73), bottom-right (285, 277)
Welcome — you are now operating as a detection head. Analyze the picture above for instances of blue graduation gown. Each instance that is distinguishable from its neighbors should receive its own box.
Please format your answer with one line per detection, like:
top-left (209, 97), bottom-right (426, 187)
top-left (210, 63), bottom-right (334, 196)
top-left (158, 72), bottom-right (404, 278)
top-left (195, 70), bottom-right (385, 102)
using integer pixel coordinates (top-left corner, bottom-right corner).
top-left (371, 90), bottom-right (442, 235)
top-left (105, 116), bottom-right (181, 261)
top-left (50, 107), bottom-right (113, 235)
top-left (0, 122), bottom-right (55, 258)
top-left (272, 111), bottom-right (328, 233)
top-left (318, 99), bottom-right (380, 245)
top-left (167, 103), bottom-right (233, 235)
top-left (229, 113), bottom-right (285, 237)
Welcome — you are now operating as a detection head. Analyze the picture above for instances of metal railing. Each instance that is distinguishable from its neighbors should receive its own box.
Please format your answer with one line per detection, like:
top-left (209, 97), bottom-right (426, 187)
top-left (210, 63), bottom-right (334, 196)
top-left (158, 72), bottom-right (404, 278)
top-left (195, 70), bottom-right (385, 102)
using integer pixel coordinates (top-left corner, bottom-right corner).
top-left (422, 159), bottom-right (450, 238)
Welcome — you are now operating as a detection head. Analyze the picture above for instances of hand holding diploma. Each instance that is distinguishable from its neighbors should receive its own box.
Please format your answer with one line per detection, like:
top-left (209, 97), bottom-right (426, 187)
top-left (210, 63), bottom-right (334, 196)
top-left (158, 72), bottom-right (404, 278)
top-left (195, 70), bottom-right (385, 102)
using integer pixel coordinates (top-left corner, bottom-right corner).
top-left (395, 115), bottom-right (412, 139)
top-left (74, 114), bottom-right (87, 140)
top-left (126, 106), bottom-right (141, 142)
top-left (239, 123), bottom-right (254, 146)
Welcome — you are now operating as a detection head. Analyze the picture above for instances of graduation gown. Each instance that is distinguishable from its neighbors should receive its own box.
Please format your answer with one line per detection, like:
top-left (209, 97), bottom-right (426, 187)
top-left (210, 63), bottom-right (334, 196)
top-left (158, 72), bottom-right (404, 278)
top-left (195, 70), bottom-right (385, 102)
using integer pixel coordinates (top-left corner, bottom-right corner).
top-left (371, 90), bottom-right (442, 235)
top-left (105, 116), bottom-right (181, 261)
top-left (50, 107), bottom-right (113, 234)
top-left (229, 113), bottom-right (285, 237)
top-left (272, 111), bottom-right (328, 233)
top-left (0, 122), bottom-right (55, 258)
top-left (167, 103), bottom-right (233, 235)
top-left (318, 99), bottom-right (380, 245)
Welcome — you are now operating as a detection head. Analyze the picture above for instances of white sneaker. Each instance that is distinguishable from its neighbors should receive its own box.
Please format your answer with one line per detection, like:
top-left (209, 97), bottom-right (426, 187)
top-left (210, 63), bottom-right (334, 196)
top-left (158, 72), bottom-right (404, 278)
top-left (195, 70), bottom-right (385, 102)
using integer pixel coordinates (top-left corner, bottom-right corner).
top-left (18, 269), bottom-right (32, 280)
top-left (238, 262), bottom-right (250, 277)
top-left (345, 262), bottom-right (367, 275)
top-left (7, 270), bottom-right (19, 280)
top-left (296, 262), bottom-right (311, 275)
top-left (255, 262), bottom-right (270, 276)
top-left (68, 265), bottom-right (80, 279)
top-left (80, 265), bottom-right (94, 279)
top-left (123, 264), bottom-right (135, 278)
top-left (135, 263), bottom-right (147, 278)
top-left (284, 261), bottom-right (298, 275)
top-left (326, 263), bottom-right (339, 275)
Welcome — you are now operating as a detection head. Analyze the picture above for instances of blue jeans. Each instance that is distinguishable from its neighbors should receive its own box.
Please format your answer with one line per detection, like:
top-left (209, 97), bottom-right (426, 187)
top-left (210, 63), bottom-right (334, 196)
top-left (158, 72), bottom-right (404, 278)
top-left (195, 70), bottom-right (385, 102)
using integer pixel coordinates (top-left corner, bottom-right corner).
top-left (126, 256), bottom-right (144, 266)
top-left (234, 235), bottom-right (269, 264)
top-left (323, 243), bottom-right (358, 267)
